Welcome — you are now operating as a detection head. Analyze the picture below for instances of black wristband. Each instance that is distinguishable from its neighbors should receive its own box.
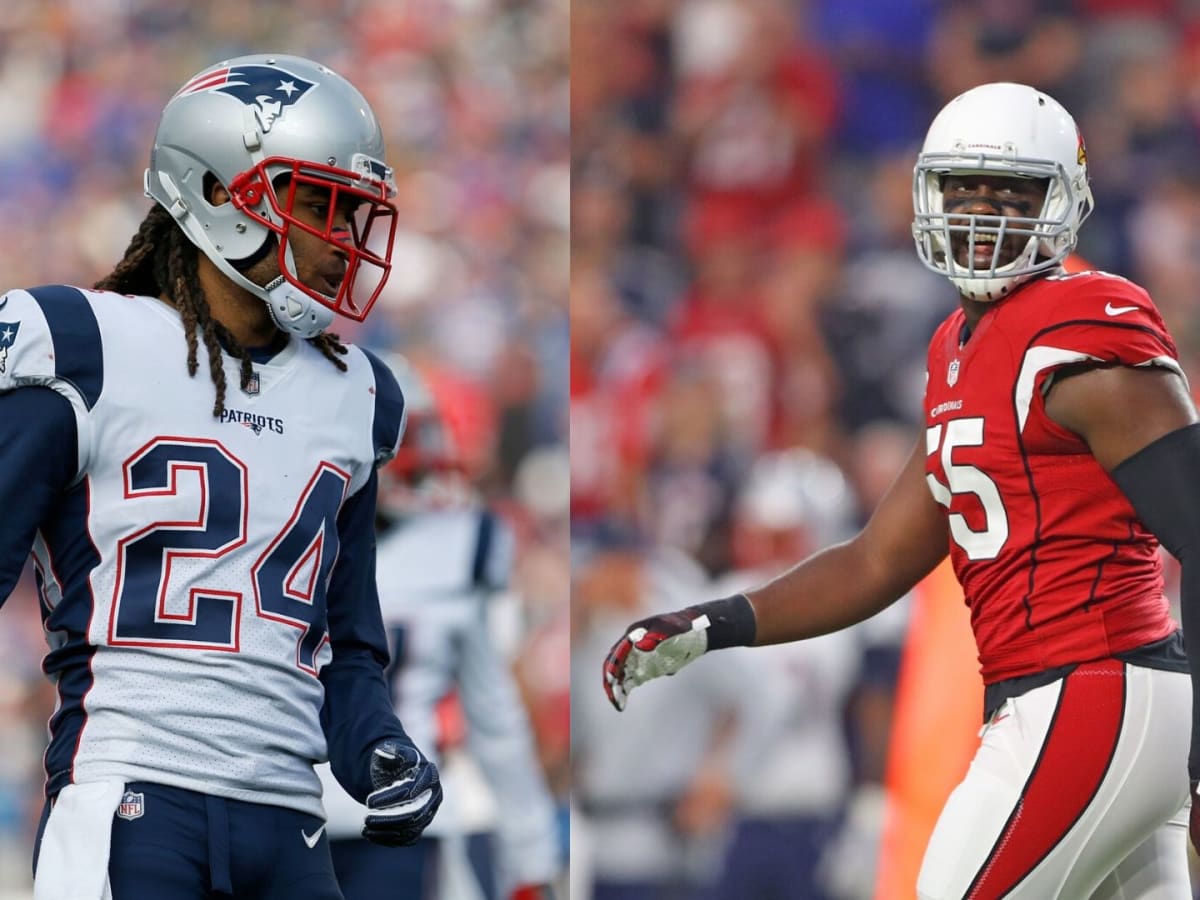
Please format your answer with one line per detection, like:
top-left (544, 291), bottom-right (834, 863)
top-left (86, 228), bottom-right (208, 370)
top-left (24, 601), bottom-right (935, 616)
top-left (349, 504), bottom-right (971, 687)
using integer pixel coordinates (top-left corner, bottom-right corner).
top-left (689, 593), bottom-right (757, 650)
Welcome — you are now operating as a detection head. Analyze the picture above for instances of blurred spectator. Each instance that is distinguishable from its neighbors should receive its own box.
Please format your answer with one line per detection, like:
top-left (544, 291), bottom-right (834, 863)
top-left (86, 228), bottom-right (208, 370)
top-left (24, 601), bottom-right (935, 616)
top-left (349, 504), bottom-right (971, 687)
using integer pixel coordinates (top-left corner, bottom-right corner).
top-left (759, 196), bottom-right (847, 455)
top-left (641, 362), bottom-right (741, 572)
top-left (668, 201), bottom-right (777, 460)
top-left (570, 263), bottom-right (668, 533)
top-left (809, 0), bottom-right (939, 160)
top-left (925, 1), bottom-right (1082, 105)
top-left (823, 150), bottom-right (956, 432)
top-left (672, 0), bottom-right (839, 224)
top-left (573, 163), bottom-right (688, 325)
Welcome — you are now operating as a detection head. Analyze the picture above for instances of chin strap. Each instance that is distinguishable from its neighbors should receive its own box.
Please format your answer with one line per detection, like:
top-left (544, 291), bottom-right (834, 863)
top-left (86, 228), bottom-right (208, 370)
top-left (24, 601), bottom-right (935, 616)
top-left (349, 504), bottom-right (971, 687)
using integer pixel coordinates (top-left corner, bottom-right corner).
top-left (263, 241), bottom-right (334, 338)
top-left (209, 232), bottom-right (333, 339)
top-left (262, 275), bottom-right (333, 338)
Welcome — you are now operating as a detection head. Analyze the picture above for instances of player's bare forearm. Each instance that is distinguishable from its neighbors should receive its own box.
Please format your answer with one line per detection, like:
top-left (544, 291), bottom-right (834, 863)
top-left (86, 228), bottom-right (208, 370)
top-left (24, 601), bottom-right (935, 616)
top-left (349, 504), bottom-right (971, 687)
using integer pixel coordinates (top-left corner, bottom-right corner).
top-left (746, 438), bottom-right (949, 645)
top-left (602, 438), bottom-right (948, 712)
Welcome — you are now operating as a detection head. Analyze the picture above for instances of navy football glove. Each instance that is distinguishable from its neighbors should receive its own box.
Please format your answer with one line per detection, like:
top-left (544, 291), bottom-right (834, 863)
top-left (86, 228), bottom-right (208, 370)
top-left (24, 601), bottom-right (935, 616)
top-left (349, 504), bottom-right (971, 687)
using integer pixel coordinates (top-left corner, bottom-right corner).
top-left (361, 739), bottom-right (443, 847)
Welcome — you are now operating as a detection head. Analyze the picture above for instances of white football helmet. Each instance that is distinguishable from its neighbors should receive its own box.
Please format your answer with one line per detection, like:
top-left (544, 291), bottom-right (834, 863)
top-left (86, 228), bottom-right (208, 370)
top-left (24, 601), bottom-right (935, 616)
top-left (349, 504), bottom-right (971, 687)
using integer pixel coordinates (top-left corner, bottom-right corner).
top-left (732, 448), bottom-right (855, 568)
top-left (145, 54), bottom-right (398, 337)
top-left (912, 82), bottom-right (1093, 302)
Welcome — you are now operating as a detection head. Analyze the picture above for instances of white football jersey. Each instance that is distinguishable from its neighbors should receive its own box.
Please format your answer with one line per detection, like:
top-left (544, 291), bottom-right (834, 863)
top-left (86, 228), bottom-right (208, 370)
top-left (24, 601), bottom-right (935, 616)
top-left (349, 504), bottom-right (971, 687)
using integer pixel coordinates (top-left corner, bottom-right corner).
top-left (0, 285), bottom-right (404, 818)
top-left (320, 506), bottom-right (561, 887)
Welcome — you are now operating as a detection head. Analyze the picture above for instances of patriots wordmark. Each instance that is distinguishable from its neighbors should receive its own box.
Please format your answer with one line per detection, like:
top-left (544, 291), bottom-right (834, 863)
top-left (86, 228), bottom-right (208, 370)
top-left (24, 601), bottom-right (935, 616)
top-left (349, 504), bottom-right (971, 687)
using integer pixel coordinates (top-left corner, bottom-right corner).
top-left (219, 407), bottom-right (285, 435)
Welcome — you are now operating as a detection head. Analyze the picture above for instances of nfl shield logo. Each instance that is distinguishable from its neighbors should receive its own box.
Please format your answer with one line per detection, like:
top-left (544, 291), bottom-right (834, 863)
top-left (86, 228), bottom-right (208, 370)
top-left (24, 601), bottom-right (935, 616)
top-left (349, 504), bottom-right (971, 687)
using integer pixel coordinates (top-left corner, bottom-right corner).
top-left (243, 371), bottom-right (261, 396)
top-left (947, 359), bottom-right (960, 387)
top-left (117, 790), bottom-right (144, 821)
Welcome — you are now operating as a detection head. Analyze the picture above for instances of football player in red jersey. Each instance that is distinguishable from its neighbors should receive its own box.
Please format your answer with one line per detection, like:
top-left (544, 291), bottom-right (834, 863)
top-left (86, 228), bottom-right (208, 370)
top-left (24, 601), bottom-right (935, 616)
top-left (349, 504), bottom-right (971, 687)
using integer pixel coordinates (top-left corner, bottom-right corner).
top-left (603, 82), bottom-right (1200, 898)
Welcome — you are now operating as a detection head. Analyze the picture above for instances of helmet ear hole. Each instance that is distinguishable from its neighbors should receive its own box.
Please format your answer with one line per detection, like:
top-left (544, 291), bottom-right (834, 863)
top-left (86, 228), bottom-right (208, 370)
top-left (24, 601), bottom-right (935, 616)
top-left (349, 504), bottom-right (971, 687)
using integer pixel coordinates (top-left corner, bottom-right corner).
top-left (202, 171), bottom-right (222, 205)
top-left (202, 172), bottom-right (229, 207)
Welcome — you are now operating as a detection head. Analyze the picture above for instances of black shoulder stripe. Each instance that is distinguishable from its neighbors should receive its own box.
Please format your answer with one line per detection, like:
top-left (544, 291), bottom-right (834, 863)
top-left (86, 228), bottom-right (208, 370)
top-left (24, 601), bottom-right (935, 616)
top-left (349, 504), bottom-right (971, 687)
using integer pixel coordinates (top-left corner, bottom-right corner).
top-left (26, 285), bottom-right (104, 410)
top-left (1028, 317), bottom-right (1173, 351)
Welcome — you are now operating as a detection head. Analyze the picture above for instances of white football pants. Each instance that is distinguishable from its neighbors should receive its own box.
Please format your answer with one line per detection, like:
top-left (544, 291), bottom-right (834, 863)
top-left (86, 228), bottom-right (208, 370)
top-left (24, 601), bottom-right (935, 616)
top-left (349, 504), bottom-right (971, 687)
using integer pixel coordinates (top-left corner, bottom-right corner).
top-left (916, 660), bottom-right (1191, 899)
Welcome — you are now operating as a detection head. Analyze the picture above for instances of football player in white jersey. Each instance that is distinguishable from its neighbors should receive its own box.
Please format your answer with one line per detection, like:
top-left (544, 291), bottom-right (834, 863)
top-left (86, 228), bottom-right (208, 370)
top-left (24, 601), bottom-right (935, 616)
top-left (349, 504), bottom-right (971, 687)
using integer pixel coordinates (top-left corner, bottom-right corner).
top-left (319, 358), bottom-right (561, 900)
top-left (0, 54), bottom-right (440, 899)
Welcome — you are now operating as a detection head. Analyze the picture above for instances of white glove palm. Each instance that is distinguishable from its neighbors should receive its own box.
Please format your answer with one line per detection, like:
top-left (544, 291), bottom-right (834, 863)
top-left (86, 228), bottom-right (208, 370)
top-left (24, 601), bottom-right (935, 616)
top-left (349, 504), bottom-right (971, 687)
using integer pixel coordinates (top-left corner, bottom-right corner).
top-left (602, 610), bottom-right (711, 711)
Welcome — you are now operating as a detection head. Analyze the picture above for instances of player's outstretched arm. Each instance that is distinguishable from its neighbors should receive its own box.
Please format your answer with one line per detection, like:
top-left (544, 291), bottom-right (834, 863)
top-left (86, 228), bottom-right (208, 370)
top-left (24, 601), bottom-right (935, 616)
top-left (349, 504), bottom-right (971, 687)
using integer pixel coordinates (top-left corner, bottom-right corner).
top-left (603, 438), bottom-right (949, 710)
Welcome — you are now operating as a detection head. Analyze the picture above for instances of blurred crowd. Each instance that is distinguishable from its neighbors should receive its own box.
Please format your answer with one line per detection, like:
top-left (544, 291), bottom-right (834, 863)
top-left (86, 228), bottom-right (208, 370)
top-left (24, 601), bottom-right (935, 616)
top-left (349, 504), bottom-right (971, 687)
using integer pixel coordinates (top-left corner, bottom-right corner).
top-left (0, 0), bottom-right (568, 895)
top-left (570, 1), bottom-right (1200, 898)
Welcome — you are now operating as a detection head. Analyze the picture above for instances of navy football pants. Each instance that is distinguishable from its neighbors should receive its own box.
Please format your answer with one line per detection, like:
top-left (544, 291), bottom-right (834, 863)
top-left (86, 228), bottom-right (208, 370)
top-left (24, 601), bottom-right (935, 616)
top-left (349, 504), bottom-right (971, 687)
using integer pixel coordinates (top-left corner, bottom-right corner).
top-left (330, 834), bottom-right (500, 900)
top-left (329, 836), bottom-right (437, 900)
top-left (36, 782), bottom-right (343, 899)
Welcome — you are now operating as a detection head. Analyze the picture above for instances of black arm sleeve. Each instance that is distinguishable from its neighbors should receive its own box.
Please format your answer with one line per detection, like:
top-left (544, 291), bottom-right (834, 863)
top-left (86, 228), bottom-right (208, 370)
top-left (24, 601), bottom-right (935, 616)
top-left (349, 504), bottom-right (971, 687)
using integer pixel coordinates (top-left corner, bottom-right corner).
top-left (319, 468), bottom-right (410, 802)
top-left (0, 387), bottom-right (77, 603)
top-left (1111, 422), bottom-right (1200, 781)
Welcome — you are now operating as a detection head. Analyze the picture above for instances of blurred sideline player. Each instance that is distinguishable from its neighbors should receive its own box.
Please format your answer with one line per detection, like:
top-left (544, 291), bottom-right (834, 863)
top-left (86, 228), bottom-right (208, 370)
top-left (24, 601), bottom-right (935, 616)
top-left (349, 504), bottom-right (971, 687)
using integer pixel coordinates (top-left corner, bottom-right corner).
top-left (319, 357), bottom-right (560, 900)
top-left (713, 449), bottom-right (907, 900)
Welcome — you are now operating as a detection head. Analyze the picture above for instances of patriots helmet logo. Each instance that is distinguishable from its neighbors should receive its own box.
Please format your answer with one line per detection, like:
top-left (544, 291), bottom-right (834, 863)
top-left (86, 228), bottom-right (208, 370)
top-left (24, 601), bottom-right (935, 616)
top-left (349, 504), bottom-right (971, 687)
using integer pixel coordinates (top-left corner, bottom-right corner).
top-left (0, 321), bottom-right (19, 374)
top-left (177, 64), bottom-right (316, 133)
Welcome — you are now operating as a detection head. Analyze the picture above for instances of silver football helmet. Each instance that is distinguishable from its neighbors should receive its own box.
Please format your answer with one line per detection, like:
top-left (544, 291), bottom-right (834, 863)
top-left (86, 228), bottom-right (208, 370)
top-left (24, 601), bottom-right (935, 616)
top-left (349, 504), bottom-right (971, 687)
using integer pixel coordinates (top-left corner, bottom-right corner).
top-left (145, 54), bottom-right (398, 337)
top-left (912, 82), bottom-right (1093, 302)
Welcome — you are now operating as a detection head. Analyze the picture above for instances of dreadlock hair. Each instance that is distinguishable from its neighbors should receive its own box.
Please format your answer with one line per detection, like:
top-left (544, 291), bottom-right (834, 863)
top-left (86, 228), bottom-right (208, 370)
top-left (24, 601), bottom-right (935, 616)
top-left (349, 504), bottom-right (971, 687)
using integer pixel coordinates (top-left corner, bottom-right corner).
top-left (94, 204), bottom-right (349, 417)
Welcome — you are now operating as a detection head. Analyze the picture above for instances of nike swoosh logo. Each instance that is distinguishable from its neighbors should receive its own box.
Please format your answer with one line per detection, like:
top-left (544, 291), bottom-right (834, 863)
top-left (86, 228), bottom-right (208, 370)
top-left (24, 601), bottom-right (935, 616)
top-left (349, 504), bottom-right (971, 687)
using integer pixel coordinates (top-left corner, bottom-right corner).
top-left (1105, 302), bottom-right (1138, 316)
top-left (301, 824), bottom-right (326, 849)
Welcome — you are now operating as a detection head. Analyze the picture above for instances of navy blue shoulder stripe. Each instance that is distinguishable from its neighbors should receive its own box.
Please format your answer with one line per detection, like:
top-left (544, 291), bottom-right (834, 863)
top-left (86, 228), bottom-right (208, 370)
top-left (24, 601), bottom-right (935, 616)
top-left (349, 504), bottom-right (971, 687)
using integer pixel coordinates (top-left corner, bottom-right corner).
top-left (360, 347), bottom-right (405, 462)
top-left (26, 285), bottom-right (104, 410)
top-left (471, 510), bottom-right (496, 589)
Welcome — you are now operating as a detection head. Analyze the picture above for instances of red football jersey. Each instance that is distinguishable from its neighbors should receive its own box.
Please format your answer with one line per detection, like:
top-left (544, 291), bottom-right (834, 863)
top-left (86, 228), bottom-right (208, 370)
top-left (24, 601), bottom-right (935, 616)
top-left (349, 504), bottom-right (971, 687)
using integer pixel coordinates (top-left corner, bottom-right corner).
top-left (923, 270), bottom-right (1181, 684)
